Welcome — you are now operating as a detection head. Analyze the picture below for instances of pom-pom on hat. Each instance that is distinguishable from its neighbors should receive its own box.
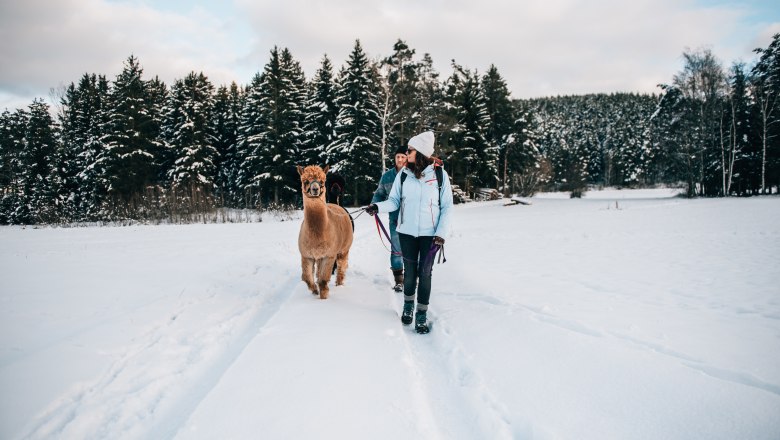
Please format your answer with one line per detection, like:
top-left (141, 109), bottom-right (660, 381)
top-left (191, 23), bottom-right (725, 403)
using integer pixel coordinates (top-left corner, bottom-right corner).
top-left (408, 131), bottom-right (435, 157)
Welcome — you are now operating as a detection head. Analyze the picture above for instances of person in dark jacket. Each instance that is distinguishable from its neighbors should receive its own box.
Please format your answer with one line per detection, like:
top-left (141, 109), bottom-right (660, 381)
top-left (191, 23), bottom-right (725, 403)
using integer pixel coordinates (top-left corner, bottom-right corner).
top-left (365, 131), bottom-right (453, 334)
top-left (371, 145), bottom-right (408, 291)
top-left (325, 172), bottom-right (346, 205)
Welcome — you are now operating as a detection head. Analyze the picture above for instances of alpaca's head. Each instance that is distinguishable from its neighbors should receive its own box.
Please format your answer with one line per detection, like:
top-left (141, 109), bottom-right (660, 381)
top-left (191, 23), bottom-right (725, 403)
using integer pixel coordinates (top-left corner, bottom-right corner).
top-left (297, 165), bottom-right (329, 199)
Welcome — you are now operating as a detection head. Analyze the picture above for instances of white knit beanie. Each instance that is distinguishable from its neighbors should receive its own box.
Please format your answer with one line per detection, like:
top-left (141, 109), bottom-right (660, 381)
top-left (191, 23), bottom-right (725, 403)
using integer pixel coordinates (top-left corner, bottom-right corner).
top-left (408, 131), bottom-right (435, 157)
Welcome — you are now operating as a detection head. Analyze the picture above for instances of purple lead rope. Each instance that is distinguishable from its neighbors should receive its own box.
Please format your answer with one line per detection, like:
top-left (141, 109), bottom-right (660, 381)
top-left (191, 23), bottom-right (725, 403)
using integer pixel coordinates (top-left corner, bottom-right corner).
top-left (374, 215), bottom-right (445, 276)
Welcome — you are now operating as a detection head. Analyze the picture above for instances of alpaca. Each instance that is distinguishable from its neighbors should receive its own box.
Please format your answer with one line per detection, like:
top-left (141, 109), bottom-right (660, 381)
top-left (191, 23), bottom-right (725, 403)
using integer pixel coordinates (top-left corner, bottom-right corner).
top-left (297, 165), bottom-right (354, 299)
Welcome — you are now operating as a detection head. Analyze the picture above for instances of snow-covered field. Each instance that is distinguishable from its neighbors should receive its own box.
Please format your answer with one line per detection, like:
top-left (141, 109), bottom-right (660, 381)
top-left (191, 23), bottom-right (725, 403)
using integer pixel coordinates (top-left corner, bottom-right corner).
top-left (1, 191), bottom-right (779, 439)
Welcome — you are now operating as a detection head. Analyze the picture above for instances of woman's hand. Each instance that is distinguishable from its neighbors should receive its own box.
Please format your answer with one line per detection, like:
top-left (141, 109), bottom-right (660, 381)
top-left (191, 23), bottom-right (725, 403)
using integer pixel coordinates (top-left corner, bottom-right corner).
top-left (365, 204), bottom-right (378, 216)
top-left (433, 236), bottom-right (445, 246)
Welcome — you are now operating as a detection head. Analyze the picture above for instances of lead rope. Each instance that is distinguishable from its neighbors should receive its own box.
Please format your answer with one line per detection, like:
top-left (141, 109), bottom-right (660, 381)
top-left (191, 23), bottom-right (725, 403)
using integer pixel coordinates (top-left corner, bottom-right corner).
top-left (373, 214), bottom-right (445, 273)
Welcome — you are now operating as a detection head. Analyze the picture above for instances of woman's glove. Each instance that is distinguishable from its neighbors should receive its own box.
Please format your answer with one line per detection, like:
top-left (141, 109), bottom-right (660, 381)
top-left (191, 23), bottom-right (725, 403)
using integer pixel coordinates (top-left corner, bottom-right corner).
top-left (433, 236), bottom-right (445, 246)
top-left (365, 204), bottom-right (378, 216)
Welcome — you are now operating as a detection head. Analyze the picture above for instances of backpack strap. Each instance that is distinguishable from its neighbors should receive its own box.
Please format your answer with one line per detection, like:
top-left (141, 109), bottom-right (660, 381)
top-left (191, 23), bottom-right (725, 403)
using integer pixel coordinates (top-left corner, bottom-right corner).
top-left (400, 172), bottom-right (407, 201)
top-left (434, 165), bottom-right (443, 207)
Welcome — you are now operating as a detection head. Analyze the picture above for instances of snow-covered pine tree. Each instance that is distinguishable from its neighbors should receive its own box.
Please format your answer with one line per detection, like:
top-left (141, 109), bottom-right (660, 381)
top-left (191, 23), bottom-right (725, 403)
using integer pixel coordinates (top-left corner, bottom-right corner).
top-left (481, 65), bottom-right (517, 195)
top-left (721, 63), bottom-right (759, 196)
top-left (237, 47), bottom-right (307, 206)
top-left (505, 103), bottom-right (545, 196)
top-left (162, 72), bottom-right (218, 214)
top-left (302, 55), bottom-right (338, 166)
top-left (602, 94), bottom-right (655, 187)
top-left (213, 82), bottom-right (243, 207)
top-left (57, 74), bottom-right (112, 221)
top-left (328, 40), bottom-right (382, 205)
top-left (377, 39), bottom-right (422, 171)
top-left (441, 62), bottom-right (491, 194)
top-left (146, 76), bottom-right (169, 187)
top-left (650, 84), bottom-right (699, 196)
top-left (0, 109), bottom-right (28, 224)
top-left (236, 73), bottom-right (264, 208)
top-left (416, 53), bottom-right (444, 135)
top-left (102, 55), bottom-right (161, 218)
top-left (262, 47), bottom-right (306, 204)
top-left (751, 33), bottom-right (780, 194)
top-left (726, 63), bottom-right (755, 195)
top-left (16, 99), bottom-right (59, 224)
top-left (54, 82), bottom-right (83, 223)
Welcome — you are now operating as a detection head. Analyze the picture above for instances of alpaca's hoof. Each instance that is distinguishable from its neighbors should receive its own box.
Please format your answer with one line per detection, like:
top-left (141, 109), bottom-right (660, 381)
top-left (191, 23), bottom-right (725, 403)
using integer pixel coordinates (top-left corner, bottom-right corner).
top-left (319, 290), bottom-right (329, 299)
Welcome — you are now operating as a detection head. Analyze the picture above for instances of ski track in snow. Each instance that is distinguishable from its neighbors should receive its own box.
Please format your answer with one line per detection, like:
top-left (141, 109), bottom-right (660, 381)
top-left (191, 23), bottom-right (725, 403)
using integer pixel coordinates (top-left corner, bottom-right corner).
top-left (368, 280), bottom-right (516, 439)
top-left (444, 289), bottom-right (780, 399)
top-left (20, 273), bottom-right (301, 439)
top-left (348, 218), bottom-right (518, 439)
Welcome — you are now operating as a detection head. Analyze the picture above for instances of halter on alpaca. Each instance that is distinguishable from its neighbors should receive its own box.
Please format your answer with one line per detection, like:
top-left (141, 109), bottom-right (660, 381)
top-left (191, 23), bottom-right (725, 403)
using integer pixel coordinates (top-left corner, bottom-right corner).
top-left (297, 165), bottom-right (354, 299)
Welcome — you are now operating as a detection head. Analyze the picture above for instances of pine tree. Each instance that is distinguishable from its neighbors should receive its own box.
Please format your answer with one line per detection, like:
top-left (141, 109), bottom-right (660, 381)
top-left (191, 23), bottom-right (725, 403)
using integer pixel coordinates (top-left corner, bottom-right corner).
top-left (162, 72), bottom-right (218, 213)
top-left (651, 85), bottom-right (699, 195)
top-left (213, 82), bottom-right (243, 207)
top-left (751, 33), bottom-right (780, 194)
top-left (17, 99), bottom-right (59, 224)
top-left (236, 73), bottom-right (264, 208)
top-left (328, 40), bottom-right (383, 205)
top-left (237, 47), bottom-right (307, 206)
top-left (481, 65), bottom-right (517, 194)
top-left (302, 55), bottom-right (338, 166)
top-left (102, 55), bottom-right (161, 217)
top-left (0, 109), bottom-right (28, 224)
top-left (505, 103), bottom-right (545, 196)
top-left (57, 82), bottom-right (82, 221)
top-left (58, 73), bottom-right (111, 221)
top-left (377, 39), bottom-right (421, 170)
top-left (724, 63), bottom-right (752, 195)
top-left (416, 53), bottom-right (444, 134)
top-left (441, 62), bottom-right (491, 193)
top-left (146, 75), bottom-right (169, 185)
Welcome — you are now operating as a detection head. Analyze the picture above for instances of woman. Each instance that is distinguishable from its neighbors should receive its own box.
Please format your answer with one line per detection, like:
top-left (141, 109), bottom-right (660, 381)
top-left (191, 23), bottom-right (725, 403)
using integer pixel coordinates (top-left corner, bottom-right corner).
top-left (366, 131), bottom-right (453, 334)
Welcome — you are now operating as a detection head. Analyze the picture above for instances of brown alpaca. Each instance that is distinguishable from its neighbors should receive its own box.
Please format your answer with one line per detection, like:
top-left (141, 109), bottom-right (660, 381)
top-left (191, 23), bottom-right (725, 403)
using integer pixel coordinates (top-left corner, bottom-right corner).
top-left (297, 165), bottom-right (354, 299)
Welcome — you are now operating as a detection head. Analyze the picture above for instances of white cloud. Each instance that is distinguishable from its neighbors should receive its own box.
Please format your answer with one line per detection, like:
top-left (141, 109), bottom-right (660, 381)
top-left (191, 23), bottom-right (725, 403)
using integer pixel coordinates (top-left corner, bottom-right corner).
top-left (0, 0), bottom-right (248, 107)
top-left (0, 0), bottom-right (777, 111)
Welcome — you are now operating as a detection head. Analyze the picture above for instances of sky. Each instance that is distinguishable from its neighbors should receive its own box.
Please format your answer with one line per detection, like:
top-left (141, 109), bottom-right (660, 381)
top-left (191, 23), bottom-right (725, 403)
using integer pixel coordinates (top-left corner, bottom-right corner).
top-left (1, 0), bottom-right (778, 112)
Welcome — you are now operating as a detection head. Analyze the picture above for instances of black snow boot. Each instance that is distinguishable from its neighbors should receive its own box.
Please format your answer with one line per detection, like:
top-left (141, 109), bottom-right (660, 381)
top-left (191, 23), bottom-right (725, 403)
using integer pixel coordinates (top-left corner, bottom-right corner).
top-left (401, 301), bottom-right (414, 325)
top-left (415, 310), bottom-right (430, 334)
top-left (392, 269), bottom-right (404, 292)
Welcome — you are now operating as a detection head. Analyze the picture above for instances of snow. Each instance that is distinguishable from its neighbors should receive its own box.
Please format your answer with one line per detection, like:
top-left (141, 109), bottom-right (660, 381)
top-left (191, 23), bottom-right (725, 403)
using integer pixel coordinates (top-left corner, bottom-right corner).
top-left (1, 191), bottom-right (779, 439)
top-left (534, 187), bottom-right (684, 199)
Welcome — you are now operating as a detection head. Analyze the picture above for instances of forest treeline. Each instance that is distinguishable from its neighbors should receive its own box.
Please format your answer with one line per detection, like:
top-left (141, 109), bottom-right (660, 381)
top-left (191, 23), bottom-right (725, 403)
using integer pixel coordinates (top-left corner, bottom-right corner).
top-left (1, 36), bottom-right (778, 225)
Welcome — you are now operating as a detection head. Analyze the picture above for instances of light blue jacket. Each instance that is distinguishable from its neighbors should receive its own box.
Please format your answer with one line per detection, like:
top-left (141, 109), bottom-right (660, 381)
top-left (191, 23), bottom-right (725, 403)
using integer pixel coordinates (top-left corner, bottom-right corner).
top-left (371, 166), bottom-right (400, 226)
top-left (375, 165), bottom-right (453, 238)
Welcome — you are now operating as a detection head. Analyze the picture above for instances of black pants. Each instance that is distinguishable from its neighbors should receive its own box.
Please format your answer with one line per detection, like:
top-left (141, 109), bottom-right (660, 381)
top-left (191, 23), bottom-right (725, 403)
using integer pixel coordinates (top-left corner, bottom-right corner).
top-left (399, 233), bottom-right (435, 306)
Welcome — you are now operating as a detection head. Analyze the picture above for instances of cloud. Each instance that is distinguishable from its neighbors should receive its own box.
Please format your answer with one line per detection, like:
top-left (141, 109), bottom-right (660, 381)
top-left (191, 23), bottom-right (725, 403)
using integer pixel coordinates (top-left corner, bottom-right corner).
top-left (0, 0), bottom-right (248, 107)
top-left (233, 0), bottom-right (770, 98)
top-left (0, 0), bottom-right (777, 111)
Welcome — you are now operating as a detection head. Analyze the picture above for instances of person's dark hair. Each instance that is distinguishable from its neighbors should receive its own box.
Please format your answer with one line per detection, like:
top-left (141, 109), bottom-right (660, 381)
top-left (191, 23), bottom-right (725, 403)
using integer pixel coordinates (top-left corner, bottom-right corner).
top-left (410, 153), bottom-right (434, 179)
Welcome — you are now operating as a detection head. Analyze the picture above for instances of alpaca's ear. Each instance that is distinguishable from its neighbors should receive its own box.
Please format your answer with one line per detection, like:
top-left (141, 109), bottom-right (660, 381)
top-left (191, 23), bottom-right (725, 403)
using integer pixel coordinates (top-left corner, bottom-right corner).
top-left (323, 165), bottom-right (329, 174)
top-left (297, 165), bottom-right (304, 176)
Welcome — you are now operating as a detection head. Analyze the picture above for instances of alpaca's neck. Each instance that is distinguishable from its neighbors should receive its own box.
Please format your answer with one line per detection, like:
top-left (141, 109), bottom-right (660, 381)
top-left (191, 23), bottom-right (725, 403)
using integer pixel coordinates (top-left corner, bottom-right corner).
top-left (302, 197), bottom-right (328, 233)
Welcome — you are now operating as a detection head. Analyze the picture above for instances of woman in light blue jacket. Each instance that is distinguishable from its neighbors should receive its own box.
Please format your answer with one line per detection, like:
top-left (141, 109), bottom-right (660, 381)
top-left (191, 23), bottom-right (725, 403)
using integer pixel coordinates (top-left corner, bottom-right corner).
top-left (365, 131), bottom-right (453, 334)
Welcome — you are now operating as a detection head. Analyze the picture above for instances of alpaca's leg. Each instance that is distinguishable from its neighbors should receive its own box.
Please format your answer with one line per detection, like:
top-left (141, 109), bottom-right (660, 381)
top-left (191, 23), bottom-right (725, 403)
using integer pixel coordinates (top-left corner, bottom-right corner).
top-left (335, 250), bottom-right (349, 285)
top-left (301, 256), bottom-right (317, 295)
top-left (316, 256), bottom-right (335, 299)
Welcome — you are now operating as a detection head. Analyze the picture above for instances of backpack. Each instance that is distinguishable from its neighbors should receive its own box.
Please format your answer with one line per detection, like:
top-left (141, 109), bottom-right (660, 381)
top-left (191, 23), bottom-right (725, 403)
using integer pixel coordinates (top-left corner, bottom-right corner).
top-left (399, 162), bottom-right (444, 207)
